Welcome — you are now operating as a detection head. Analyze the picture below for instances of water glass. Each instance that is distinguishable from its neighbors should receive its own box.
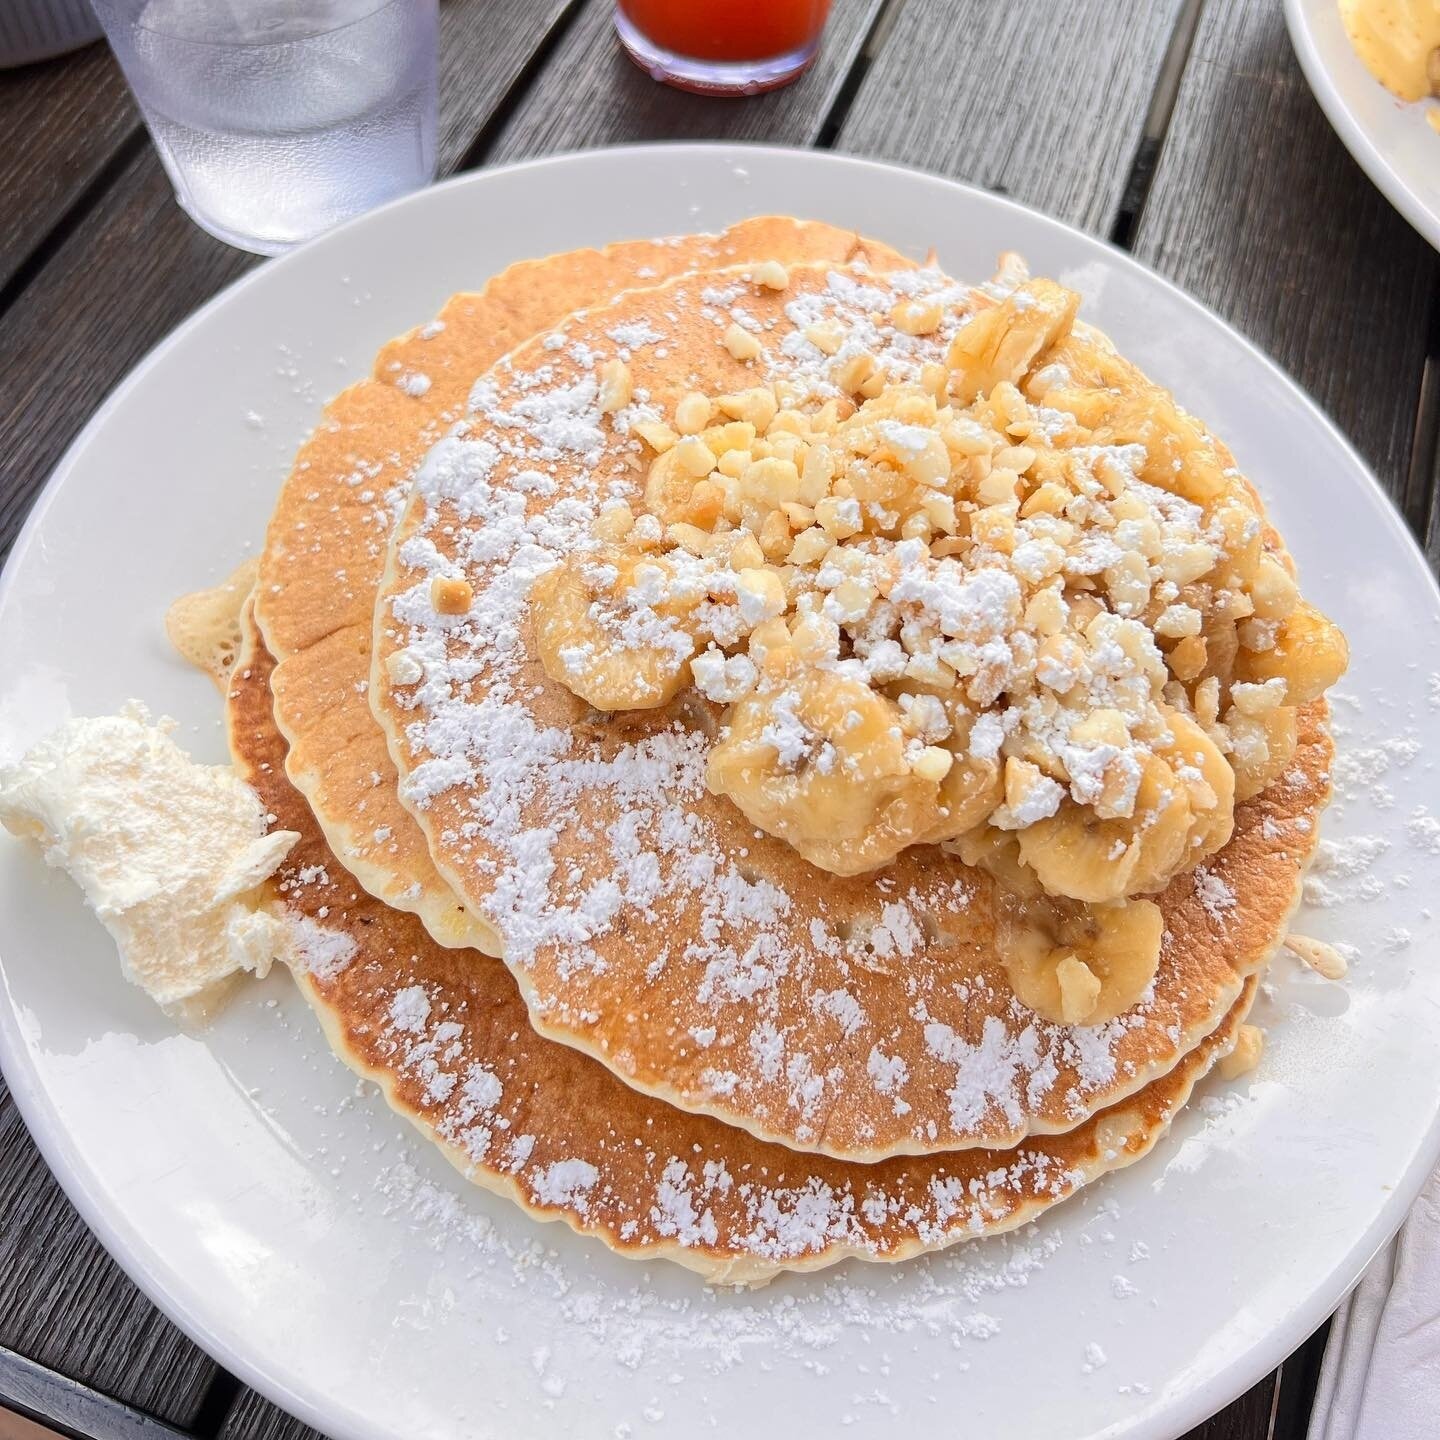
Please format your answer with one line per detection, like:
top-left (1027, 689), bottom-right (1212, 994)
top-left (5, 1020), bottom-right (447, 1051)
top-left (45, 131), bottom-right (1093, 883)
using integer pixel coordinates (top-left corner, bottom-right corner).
top-left (91, 0), bottom-right (438, 256)
top-left (615, 0), bottom-right (832, 95)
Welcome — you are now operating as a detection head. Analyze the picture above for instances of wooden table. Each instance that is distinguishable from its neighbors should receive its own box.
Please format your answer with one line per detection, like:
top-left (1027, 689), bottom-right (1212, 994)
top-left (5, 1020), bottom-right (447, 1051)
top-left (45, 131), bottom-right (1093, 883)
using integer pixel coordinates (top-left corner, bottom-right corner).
top-left (1, 0), bottom-right (1433, 1435)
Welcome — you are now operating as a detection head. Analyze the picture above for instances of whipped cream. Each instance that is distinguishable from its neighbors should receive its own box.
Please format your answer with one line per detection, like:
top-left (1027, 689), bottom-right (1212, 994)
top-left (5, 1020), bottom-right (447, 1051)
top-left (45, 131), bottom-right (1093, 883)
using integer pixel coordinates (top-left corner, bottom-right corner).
top-left (0, 702), bottom-right (299, 1012)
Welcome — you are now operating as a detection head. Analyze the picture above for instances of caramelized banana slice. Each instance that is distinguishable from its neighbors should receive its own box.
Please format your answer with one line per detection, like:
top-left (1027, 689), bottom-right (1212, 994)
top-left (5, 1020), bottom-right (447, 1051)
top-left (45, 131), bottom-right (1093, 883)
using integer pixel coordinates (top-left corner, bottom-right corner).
top-left (1227, 704), bottom-right (1298, 803)
top-left (530, 552), bottom-right (697, 711)
top-left (887, 687), bottom-right (1004, 843)
top-left (946, 280), bottom-right (1080, 405)
top-left (1233, 602), bottom-right (1348, 703)
top-left (645, 439), bottom-right (722, 527)
top-left (925, 739), bottom-right (1004, 842)
top-left (1156, 709), bottom-right (1235, 862)
top-left (1017, 756), bottom-right (1192, 903)
top-left (996, 894), bottom-right (1164, 1026)
top-left (1092, 391), bottom-right (1229, 506)
top-left (946, 825), bottom-right (1045, 899)
top-left (707, 663), bottom-right (948, 876)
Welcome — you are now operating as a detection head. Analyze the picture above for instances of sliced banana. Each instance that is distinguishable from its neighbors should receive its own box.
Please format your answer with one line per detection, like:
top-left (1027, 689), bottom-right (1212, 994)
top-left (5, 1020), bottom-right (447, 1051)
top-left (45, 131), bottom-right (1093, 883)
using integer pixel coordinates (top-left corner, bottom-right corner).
top-left (1155, 708), bottom-right (1235, 861)
top-left (901, 695), bottom-right (1004, 844)
top-left (707, 660), bottom-right (950, 876)
top-left (946, 280), bottom-right (1079, 406)
top-left (1016, 755), bottom-right (1191, 903)
top-left (946, 825), bottom-right (1045, 899)
top-left (926, 744), bottom-right (1004, 842)
top-left (1093, 391), bottom-right (1229, 506)
top-left (1227, 704), bottom-right (1298, 803)
top-left (996, 894), bottom-right (1164, 1027)
top-left (1234, 601), bottom-right (1348, 703)
top-left (530, 552), bottom-right (697, 711)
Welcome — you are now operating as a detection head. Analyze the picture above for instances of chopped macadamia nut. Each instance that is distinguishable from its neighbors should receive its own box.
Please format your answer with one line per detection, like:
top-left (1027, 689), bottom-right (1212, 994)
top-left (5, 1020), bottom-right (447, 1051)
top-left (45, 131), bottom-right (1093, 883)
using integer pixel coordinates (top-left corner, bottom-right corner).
top-left (597, 358), bottom-right (632, 414)
top-left (724, 324), bottom-right (762, 362)
top-left (431, 576), bottom-right (473, 614)
top-left (748, 260), bottom-right (789, 290)
top-left (674, 391), bottom-right (712, 434)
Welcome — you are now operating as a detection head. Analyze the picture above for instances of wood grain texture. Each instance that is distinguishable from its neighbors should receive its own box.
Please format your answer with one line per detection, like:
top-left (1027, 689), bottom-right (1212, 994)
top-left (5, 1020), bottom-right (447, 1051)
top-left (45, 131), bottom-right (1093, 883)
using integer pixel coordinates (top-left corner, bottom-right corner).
top-left (1426, 454), bottom-right (1440, 574)
top-left (0, 1083), bottom-right (215, 1425)
top-left (0, 143), bottom-right (254, 568)
top-left (1183, 1371), bottom-right (1277, 1440)
top-left (1132, 0), bottom-right (1437, 518)
top-left (0, 0), bottom-right (580, 568)
top-left (0, 1345), bottom-right (201, 1438)
top-left (434, 0), bottom-right (578, 165)
top-left (0, 44), bottom-right (138, 295)
top-left (489, 0), bottom-right (886, 160)
top-left (834, 0), bottom-right (1189, 234)
top-left (219, 1388), bottom-right (325, 1440)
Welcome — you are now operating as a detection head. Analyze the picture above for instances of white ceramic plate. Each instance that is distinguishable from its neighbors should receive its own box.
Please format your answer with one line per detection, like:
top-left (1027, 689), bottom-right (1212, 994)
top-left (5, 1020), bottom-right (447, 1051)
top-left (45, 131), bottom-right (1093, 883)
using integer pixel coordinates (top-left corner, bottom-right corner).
top-left (2, 146), bottom-right (1439, 1440)
top-left (1286, 0), bottom-right (1440, 248)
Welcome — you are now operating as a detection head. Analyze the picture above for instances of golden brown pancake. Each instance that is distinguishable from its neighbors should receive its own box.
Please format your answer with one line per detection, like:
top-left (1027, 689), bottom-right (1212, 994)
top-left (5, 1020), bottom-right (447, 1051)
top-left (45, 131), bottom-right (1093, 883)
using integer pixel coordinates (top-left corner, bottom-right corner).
top-left (226, 606), bottom-right (1253, 1284)
top-left (254, 220), bottom-right (910, 951)
top-left (369, 260), bottom-right (1332, 1161)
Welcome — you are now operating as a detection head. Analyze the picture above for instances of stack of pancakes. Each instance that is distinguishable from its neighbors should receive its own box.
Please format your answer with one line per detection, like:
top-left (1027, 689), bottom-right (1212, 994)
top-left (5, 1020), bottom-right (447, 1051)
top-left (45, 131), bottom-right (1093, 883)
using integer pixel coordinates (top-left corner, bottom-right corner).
top-left (189, 217), bottom-right (1332, 1285)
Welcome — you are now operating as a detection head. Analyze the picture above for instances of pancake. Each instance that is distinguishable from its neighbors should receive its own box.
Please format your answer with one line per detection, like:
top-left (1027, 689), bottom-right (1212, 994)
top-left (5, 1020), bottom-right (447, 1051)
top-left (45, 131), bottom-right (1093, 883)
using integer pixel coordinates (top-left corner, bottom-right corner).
top-left (254, 220), bottom-right (910, 952)
top-left (226, 604), bottom-right (1254, 1284)
top-left (369, 257), bottom-right (1333, 1161)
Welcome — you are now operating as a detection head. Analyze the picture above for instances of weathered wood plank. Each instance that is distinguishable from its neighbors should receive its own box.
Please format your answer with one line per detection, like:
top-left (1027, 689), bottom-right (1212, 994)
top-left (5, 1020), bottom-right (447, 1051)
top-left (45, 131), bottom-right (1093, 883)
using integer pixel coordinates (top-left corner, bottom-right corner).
top-left (835, 0), bottom-right (1190, 234)
top-left (1132, 0), bottom-right (1437, 521)
top-left (1270, 1320), bottom-right (1332, 1438)
top-left (1425, 457), bottom-right (1440, 575)
top-left (1181, 1373), bottom-right (1277, 1440)
top-left (219, 1388), bottom-right (325, 1440)
top-left (0, 44), bottom-right (138, 295)
top-left (435, 0), bottom-right (579, 165)
top-left (0, 1083), bottom-right (216, 1425)
top-left (490, 0), bottom-right (886, 160)
top-left (0, 143), bottom-right (252, 567)
top-left (0, 0), bottom-right (578, 568)
top-left (0, 1345), bottom-right (201, 1438)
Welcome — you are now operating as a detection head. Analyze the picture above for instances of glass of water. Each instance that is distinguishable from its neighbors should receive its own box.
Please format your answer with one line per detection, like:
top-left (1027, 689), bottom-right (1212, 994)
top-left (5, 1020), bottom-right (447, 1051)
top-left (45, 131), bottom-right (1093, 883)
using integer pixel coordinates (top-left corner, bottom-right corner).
top-left (91, 0), bottom-right (438, 255)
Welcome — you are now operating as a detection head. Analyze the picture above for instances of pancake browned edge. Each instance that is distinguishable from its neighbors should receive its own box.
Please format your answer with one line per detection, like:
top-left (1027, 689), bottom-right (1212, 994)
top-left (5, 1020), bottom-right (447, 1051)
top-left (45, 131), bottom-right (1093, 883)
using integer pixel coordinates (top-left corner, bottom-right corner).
top-left (368, 257), bottom-right (1333, 1162)
top-left (225, 603), bottom-right (1252, 1285)
top-left (254, 219), bottom-right (912, 953)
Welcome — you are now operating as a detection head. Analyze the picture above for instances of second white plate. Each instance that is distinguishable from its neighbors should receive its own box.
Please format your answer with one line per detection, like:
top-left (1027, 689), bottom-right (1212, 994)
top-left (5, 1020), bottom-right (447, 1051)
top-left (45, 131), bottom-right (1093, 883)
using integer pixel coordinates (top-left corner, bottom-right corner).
top-left (2, 146), bottom-right (1440, 1440)
top-left (1287, 0), bottom-right (1440, 248)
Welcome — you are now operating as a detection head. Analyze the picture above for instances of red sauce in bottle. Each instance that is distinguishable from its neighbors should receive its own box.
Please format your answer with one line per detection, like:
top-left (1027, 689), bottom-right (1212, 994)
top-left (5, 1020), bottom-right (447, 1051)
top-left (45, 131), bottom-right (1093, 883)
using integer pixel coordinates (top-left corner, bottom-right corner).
top-left (617, 0), bottom-right (831, 63)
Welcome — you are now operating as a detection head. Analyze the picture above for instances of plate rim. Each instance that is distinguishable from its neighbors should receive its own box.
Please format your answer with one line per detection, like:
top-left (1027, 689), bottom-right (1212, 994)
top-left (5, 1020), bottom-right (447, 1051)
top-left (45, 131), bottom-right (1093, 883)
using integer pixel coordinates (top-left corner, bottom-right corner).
top-left (1284, 0), bottom-right (1440, 250)
top-left (2, 139), bottom-right (1439, 1440)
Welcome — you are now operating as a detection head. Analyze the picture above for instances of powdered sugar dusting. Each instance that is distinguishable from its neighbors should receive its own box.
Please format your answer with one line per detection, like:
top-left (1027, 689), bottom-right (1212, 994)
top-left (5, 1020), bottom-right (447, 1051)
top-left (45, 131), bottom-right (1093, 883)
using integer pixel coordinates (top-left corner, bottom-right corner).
top-left (372, 259), bottom-right (1328, 1157)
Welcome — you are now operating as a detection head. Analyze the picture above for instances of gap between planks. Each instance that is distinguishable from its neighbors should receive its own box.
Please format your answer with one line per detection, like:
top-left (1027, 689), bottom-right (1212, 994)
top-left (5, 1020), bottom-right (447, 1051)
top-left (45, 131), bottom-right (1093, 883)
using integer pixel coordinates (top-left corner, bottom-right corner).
top-left (1408, 282), bottom-right (1440, 554)
top-left (815, 0), bottom-right (912, 149)
top-left (1110, 0), bottom-right (1206, 250)
top-left (0, 127), bottom-right (148, 322)
top-left (458, 0), bottom-right (592, 171)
